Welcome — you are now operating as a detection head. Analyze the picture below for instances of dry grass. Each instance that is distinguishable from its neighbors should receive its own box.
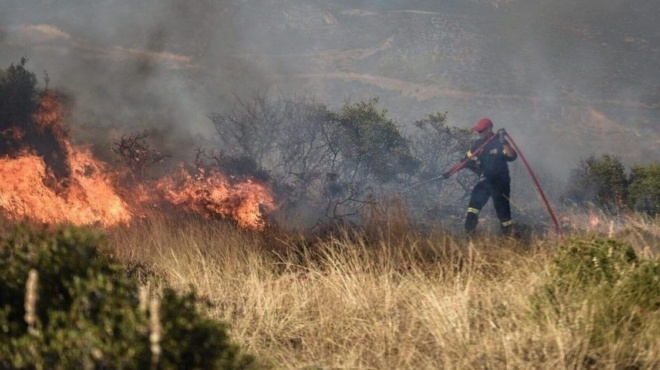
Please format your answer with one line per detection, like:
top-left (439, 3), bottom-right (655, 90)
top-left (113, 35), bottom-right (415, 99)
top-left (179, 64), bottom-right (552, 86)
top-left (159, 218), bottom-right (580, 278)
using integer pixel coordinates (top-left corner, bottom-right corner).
top-left (107, 213), bottom-right (660, 369)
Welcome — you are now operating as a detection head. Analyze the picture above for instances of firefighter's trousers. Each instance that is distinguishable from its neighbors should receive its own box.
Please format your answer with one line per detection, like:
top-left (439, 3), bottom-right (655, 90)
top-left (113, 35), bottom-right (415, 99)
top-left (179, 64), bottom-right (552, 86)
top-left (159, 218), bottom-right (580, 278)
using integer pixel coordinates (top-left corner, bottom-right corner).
top-left (465, 175), bottom-right (513, 235)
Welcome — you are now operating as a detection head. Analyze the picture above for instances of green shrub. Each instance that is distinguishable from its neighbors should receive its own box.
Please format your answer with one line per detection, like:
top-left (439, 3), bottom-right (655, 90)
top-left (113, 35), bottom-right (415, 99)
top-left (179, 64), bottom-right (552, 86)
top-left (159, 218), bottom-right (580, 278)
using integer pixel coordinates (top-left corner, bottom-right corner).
top-left (530, 237), bottom-right (638, 327)
top-left (610, 259), bottom-right (660, 315)
top-left (547, 237), bottom-right (637, 292)
top-left (628, 162), bottom-right (660, 216)
top-left (530, 237), bottom-right (660, 368)
top-left (333, 98), bottom-right (419, 184)
top-left (562, 154), bottom-right (628, 212)
top-left (0, 225), bottom-right (260, 369)
top-left (590, 260), bottom-right (660, 359)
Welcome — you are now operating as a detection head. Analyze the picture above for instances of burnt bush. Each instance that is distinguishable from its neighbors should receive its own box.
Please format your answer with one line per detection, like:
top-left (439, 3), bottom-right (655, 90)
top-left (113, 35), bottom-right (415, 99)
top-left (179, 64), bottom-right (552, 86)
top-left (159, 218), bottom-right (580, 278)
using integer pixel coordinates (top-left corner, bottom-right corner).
top-left (111, 131), bottom-right (171, 182)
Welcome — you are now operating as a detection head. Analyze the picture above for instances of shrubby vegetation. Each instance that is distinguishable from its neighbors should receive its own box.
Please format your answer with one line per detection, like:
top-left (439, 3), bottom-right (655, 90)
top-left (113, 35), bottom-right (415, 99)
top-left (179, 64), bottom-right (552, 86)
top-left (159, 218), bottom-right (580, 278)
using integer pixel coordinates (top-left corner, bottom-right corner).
top-left (209, 94), bottom-right (475, 226)
top-left (5, 59), bottom-right (659, 229)
top-left (1, 59), bottom-right (658, 370)
top-left (531, 237), bottom-right (660, 367)
top-left (628, 162), bottom-right (660, 216)
top-left (0, 58), bottom-right (70, 181)
top-left (0, 225), bottom-right (261, 369)
top-left (563, 154), bottom-right (660, 216)
top-left (106, 214), bottom-right (660, 370)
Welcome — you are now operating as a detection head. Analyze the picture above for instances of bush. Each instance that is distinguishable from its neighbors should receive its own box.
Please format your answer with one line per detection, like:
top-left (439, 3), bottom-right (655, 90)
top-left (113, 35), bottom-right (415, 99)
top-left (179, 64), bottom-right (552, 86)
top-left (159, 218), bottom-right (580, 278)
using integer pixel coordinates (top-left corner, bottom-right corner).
top-left (546, 237), bottom-right (637, 293)
top-left (531, 237), bottom-right (660, 368)
top-left (612, 259), bottom-right (660, 313)
top-left (562, 154), bottom-right (628, 212)
top-left (0, 225), bottom-right (260, 369)
top-left (628, 162), bottom-right (660, 216)
top-left (530, 237), bottom-right (639, 322)
top-left (333, 98), bottom-right (419, 184)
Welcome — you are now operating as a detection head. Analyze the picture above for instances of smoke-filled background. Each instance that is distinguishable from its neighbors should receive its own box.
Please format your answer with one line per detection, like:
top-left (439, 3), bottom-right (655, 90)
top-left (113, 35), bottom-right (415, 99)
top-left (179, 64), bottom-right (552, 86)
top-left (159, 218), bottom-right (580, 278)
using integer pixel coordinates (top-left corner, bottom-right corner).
top-left (1, 0), bottom-right (659, 223)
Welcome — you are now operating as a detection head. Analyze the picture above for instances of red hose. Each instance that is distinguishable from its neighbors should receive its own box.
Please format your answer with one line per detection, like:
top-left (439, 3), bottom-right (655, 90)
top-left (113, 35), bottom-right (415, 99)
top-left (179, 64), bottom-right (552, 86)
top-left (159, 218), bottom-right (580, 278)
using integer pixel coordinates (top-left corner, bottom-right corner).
top-left (505, 133), bottom-right (563, 238)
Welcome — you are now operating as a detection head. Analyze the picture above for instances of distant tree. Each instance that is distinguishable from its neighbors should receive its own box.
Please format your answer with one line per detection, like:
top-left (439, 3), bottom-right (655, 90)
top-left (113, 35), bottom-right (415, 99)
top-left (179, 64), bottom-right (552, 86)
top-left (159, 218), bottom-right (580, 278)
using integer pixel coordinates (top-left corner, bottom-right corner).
top-left (209, 95), bottom-right (422, 223)
top-left (406, 112), bottom-right (474, 217)
top-left (209, 92), bottom-right (286, 169)
top-left (209, 94), bottom-right (333, 211)
top-left (0, 59), bottom-right (71, 182)
top-left (627, 162), bottom-right (660, 216)
top-left (0, 58), bottom-right (39, 156)
top-left (331, 98), bottom-right (418, 184)
top-left (308, 98), bottom-right (419, 220)
top-left (562, 154), bottom-right (628, 212)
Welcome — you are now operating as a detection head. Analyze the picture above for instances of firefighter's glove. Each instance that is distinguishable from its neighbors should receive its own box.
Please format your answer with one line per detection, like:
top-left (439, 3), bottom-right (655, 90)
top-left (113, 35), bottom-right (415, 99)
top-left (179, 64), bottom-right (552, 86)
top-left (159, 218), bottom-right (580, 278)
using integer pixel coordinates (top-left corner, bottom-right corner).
top-left (441, 171), bottom-right (451, 179)
top-left (497, 128), bottom-right (507, 143)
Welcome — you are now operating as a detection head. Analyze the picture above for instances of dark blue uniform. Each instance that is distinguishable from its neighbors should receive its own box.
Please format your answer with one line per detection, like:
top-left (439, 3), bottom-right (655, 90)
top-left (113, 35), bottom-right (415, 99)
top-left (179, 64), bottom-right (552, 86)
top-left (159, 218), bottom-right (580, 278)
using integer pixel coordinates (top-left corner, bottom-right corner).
top-left (464, 134), bottom-right (517, 235)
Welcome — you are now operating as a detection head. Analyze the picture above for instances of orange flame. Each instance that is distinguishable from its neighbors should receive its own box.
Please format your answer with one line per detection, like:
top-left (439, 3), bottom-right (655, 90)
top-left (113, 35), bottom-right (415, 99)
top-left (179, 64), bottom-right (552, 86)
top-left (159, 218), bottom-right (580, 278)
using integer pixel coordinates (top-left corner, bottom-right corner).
top-left (0, 152), bottom-right (130, 226)
top-left (589, 211), bottom-right (600, 227)
top-left (0, 93), bottom-right (277, 230)
top-left (154, 165), bottom-right (277, 230)
top-left (33, 92), bottom-right (66, 137)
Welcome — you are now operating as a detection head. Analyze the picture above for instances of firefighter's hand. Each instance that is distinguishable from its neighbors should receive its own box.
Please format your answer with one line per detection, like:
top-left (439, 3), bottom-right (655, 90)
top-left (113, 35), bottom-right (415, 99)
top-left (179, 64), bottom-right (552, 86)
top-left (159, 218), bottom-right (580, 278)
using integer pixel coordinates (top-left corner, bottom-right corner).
top-left (497, 128), bottom-right (507, 142)
top-left (441, 171), bottom-right (451, 179)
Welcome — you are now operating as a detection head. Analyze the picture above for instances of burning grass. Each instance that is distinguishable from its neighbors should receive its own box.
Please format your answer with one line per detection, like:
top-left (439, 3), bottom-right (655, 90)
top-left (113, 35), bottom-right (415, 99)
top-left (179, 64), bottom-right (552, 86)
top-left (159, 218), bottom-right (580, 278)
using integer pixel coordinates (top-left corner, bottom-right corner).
top-left (106, 212), bottom-right (660, 369)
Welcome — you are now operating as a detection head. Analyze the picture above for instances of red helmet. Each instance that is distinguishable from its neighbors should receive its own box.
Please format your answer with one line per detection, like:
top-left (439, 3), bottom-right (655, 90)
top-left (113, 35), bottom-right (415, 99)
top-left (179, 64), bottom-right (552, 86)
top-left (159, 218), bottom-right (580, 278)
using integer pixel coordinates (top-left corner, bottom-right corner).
top-left (473, 118), bottom-right (493, 132)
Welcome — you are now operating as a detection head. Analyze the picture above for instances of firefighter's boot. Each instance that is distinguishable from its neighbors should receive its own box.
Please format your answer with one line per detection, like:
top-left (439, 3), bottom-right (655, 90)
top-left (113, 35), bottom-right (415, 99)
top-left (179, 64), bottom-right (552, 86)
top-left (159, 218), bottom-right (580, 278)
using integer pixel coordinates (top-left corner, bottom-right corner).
top-left (501, 220), bottom-right (513, 237)
top-left (465, 208), bottom-right (479, 235)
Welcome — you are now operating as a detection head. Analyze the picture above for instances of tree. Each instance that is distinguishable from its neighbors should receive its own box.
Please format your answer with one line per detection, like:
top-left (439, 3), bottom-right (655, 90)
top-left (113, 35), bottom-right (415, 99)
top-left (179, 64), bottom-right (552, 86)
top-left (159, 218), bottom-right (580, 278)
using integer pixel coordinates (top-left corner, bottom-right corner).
top-left (312, 98), bottom-right (419, 220)
top-left (331, 98), bottom-right (418, 184)
top-left (406, 112), bottom-right (474, 218)
top-left (209, 95), bottom-right (420, 223)
top-left (111, 131), bottom-right (171, 182)
top-left (0, 58), bottom-right (38, 156)
top-left (628, 162), bottom-right (660, 216)
top-left (0, 59), bottom-right (71, 182)
top-left (209, 92), bottom-right (286, 169)
top-left (562, 154), bottom-right (628, 212)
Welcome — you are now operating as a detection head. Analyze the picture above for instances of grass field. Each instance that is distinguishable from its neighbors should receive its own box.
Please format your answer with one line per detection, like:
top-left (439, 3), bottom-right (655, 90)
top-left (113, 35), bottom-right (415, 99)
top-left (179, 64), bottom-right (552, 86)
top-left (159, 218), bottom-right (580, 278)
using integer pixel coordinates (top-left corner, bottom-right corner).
top-left (105, 211), bottom-right (660, 369)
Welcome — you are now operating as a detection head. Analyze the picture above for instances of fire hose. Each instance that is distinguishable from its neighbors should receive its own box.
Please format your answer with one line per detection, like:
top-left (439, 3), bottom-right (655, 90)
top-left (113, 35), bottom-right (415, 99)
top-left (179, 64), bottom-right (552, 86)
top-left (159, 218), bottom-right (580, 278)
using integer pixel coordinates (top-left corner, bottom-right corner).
top-left (406, 130), bottom-right (563, 237)
top-left (503, 132), bottom-right (563, 237)
top-left (405, 132), bottom-right (499, 190)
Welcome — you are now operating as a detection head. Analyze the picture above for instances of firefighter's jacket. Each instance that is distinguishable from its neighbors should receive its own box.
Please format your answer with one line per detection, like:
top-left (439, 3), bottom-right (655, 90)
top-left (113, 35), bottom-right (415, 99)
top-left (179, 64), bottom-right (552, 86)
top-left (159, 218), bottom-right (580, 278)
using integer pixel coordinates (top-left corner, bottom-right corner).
top-left (465, 134), bottom-right (517, 180)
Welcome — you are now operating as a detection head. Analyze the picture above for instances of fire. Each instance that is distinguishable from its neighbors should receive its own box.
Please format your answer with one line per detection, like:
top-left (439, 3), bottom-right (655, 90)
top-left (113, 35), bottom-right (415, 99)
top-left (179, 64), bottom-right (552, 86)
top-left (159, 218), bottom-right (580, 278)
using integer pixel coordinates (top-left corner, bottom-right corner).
top-left (0, 93), bottom-right (277, 230)
top-left (155, 165), bottom-right (276, 230)
top-left (0, 92), bottom-right (131, 226)
top-left (0, 152), bottom-right (130, 227)
top-left (589, 211), bottom-right (600, 227)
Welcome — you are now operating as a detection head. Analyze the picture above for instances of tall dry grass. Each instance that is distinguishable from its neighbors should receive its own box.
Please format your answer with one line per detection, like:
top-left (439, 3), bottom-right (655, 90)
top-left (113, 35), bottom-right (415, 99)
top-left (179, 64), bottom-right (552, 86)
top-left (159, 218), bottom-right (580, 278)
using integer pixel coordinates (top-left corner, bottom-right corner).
top-left (107, 212), bottom-right (660, 369)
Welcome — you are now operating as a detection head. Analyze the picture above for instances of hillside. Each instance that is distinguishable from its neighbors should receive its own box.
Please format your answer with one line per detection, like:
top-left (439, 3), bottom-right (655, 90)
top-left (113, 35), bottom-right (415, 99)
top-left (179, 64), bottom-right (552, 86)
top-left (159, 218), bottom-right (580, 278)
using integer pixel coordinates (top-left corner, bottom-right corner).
top-left (1, 0), bottom-right (658, 170)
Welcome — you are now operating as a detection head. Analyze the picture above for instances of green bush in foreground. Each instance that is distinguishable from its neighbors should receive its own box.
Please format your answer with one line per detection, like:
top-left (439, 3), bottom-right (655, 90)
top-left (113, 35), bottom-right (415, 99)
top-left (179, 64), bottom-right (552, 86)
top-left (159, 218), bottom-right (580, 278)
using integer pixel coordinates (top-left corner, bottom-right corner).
top-left (0, 225), bottom-right (259, 369)
top-left (547, 237), bottom-right (637, 295)
top-left (531, 237), bottom-right (660, 367)
top-left (530, 237), bottom-right (638, 316)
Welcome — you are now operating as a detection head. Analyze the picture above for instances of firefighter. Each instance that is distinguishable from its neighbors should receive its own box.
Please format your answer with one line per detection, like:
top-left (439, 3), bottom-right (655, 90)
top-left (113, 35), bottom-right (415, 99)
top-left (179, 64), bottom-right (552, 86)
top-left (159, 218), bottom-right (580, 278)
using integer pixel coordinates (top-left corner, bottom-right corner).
top-left (445, 118), bottom-right (518, 236)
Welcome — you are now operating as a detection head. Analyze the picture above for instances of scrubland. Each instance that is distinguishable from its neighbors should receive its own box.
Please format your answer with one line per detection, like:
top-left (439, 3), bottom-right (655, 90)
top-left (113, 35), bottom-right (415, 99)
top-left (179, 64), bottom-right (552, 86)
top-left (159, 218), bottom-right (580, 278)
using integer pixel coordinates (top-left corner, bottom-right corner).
top-left (107, 211), bottom-right (660, 370)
